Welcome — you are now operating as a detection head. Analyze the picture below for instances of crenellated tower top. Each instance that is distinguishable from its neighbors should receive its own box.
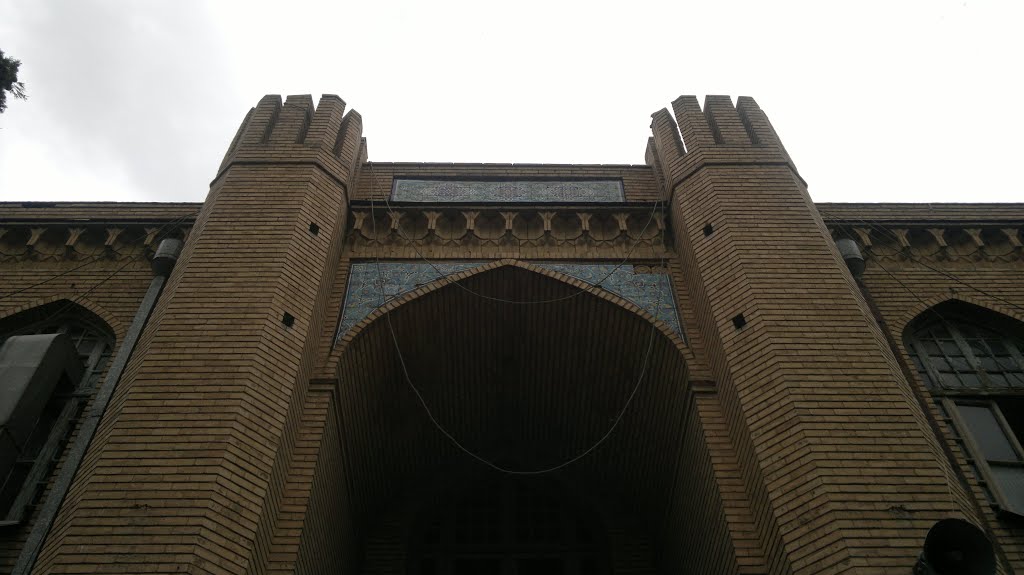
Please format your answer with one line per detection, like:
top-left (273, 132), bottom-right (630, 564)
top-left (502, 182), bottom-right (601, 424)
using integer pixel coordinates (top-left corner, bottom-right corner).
top-left (216, 94), bottom-right (367, 193)
top-left (646, 95), bottom-right (799, 198)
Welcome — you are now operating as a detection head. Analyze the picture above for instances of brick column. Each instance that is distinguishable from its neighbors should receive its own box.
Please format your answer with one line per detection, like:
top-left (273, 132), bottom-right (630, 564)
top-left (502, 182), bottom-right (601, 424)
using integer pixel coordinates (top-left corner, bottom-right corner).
top-left (35, 95), bottom-right (365, 574)
top-left (650, 96), bottom-right (977, 573)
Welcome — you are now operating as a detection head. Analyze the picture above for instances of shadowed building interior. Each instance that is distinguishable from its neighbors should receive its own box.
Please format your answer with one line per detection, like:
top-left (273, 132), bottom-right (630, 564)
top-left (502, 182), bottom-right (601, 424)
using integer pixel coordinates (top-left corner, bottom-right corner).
top-left (0, 94), bottom-right (1023, 574)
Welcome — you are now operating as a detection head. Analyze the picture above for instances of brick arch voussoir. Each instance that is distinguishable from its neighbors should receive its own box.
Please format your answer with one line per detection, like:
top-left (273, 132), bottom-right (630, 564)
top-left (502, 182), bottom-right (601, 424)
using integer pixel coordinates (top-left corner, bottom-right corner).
top-left (328, 259), bottom-right (689, 367)
top-left (0, 294), bottom-right (124, 343)
top-left (895, 293), bottom-right (1024, 339)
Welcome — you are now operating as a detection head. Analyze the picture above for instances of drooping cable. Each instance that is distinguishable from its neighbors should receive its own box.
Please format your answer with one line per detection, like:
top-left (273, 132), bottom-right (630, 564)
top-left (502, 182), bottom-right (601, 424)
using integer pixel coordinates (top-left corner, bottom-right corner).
top-left (367, 188), bottom-right (663, 475)
top-left (0, 210), bottom-right (198, 303)
top-left (819, 208), bottom-right (1024, 316)
top-left (861, 252), bottom-right (967, 511)
top-left (829, 214), bottom-right (1024, 512)
top-left (0, 211), bottom-right (198, 337)
top-left (821, 208), bottom-right (1024, 388)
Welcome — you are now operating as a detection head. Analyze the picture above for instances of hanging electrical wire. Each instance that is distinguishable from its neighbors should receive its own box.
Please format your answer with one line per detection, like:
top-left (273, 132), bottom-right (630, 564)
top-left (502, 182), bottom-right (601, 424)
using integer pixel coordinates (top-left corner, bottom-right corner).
top-left (819, 208), bottom-right (1024, 316)
top-left (367, 186), bottom-right (664, 475)
top-left (820, 207), bottom-right (1024, 387)
top-left (0, 210), bottom-right (198, 337)
top-left (0, 210), bottom-right (198, 303)
top-left (837, 216), bottom-right (1024, 511)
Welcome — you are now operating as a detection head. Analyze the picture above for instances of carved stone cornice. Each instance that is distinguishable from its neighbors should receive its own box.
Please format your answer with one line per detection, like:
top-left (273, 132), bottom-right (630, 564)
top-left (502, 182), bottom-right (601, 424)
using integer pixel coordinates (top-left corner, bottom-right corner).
top-left (0, 222), bottom-right (191, 262)
top-left (346, 203), bottom-right (671, 259)
top-left (828, 224), bottom-right (1024, 262)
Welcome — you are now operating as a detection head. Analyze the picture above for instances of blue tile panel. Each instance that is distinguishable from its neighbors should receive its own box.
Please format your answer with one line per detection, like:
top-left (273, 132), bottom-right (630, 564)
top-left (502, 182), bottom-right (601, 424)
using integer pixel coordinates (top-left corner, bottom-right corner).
top-left (335, 262), bottom-right (683, 341)
top-left (533, 263), bottom-right (683, 338)
top-left (391, 179), bottom-right (625, 203)
top-left (336, 262), bottom-right (480, 340)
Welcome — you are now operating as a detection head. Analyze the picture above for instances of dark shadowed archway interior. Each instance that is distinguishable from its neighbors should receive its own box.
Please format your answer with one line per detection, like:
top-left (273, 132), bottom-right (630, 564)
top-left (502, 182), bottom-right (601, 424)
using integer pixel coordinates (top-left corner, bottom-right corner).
top-left (309, 264), bottom-right (702, 574)
top-left (409, 474), bottom-right (606, 575)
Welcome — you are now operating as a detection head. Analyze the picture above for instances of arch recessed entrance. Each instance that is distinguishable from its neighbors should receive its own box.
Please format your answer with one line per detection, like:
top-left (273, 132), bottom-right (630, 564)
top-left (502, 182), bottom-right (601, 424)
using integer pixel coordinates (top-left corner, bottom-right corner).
top-left (311, 263), bottom-right (704, 574)
top-left (409, 474), bottom-right (607, 575)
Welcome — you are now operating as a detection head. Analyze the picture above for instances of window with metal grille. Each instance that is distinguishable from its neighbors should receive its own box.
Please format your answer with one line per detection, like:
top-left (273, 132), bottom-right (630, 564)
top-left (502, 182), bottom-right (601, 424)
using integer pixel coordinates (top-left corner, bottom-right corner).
top-left (906, 302), bottom-right (1024, 518)
top-left (907, 314), bottom-right (1024, 392)
top-left (0, 306), bottom-right (113, 525)
top-left (410, 477), bottom-right (605, 575)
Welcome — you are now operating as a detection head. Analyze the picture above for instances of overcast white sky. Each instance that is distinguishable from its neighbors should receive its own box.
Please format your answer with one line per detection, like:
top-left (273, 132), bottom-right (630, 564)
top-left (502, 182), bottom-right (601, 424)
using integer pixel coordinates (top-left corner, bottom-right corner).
top-left (0, 0), bottom-right (1021, 204)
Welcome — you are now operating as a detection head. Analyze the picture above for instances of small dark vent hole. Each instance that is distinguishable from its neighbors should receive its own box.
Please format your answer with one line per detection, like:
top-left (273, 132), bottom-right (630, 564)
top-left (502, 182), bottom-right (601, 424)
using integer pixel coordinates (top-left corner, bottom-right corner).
top-left (732, 314), bottom-right (746, 330)
top-left (282, 312), bottom-right (295, 328)
top-left (309, 222), bottom-right (320, 236)
top-left (703, 223), bottom-right (714, 237)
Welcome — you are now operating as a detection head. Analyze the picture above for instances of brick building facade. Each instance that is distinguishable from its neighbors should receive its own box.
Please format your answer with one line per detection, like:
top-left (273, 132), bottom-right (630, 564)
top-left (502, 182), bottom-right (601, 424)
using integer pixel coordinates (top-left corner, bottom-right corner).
top-left (1, 94), bottom-right (1022, 574)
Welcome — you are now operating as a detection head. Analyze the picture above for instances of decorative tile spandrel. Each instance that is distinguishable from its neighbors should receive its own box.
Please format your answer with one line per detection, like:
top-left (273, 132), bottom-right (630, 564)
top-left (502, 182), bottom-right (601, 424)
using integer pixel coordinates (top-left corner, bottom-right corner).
top-left (336, 262), bottom-right (483, 340)
top-left (534, 263), bottom-right (683, 339)
top-left (336, 261), bottom-right (684, 342)
top-left (392, 180), bottom-right (625, 203)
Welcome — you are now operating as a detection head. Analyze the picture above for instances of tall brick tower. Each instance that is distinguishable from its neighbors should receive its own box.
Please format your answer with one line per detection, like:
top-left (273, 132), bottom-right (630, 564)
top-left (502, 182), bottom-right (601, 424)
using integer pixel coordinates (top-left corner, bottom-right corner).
top-left (647, 96), bottom-right (979, 572)
top-left (31, 95), bottom-right (365, 573)
top-left (4, 93), bottom-right (1018, 575)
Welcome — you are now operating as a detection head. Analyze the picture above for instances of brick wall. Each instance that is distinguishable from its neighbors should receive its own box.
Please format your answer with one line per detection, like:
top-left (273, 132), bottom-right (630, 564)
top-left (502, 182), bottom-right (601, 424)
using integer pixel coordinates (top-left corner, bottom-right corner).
top-left (827, 211), bottom-right (1024, 572)
top-left (2, 93), bottom-right (1021, 574)
top-left (288, 385), bottom-right (350, 574)
top-left (0, 209), bottom-right (193, 572)
top-left (648, 95), bottom-right (981, 573)
top-left (29, 94), bottom-right (363, 573)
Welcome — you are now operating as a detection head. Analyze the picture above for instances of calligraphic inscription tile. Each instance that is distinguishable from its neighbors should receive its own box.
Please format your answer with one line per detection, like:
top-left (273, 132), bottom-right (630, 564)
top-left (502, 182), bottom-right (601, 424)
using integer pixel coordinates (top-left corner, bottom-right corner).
top-left (534, 263), bottom-right (683, 338)
top-left (392, 179), bottom-right (625, 203)
top-left (336, 261), bottom-right (483, 340)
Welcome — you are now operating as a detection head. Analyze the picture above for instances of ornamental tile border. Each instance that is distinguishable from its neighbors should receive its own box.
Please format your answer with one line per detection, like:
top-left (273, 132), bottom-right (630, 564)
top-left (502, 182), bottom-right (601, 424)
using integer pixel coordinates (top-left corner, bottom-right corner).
top-left (335, 261), bottom-right (683, 342)
top-left (392, 179), bottom-right (625, 203)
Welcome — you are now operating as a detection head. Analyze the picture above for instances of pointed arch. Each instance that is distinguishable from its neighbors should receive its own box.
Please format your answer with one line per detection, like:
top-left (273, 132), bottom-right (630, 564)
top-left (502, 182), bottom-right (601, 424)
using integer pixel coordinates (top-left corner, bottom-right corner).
top-left (0, 295), bottom-right (123, 343)
top-left (307, 257), bottom-right (719, 574)
top-left (0, 298), bottom-right (118, 525)
top-left (903, 299), bottom-right (1024, 520)
top-left (894, 293), bottom-right (1024, 340)
top-left (0, 298), bottom-right (117, 389)
top-left (903, 299), bottom-right (1024, 393)
top-left (327, 259), bottom-right (690, 372)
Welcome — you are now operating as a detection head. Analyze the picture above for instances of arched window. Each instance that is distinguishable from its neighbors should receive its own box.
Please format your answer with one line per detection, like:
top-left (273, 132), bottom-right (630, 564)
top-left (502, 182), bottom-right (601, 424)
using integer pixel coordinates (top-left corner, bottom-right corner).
top-left (906, 306), bottom-right (1024, 392)
top-left (0, 303), bottom-right (114, 524)
top-left (906, 302), bottom-right (1024, 518)
top-left (410, 477), bottom-right (606, 575)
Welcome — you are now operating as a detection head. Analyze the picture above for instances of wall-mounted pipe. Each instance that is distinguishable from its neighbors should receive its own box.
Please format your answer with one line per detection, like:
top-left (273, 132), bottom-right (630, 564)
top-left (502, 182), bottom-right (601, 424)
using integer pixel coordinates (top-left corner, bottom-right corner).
top-left (12, 239), bottom-right (182, 575)
top-left (835, 237), bottom-right (865, 278)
